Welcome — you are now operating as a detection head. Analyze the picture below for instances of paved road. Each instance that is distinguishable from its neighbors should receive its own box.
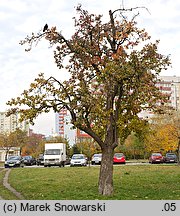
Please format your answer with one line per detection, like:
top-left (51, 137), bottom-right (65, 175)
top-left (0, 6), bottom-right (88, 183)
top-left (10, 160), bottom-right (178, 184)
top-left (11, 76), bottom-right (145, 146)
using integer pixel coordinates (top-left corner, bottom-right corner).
top-left (1, 162), bottom-right (177, 169)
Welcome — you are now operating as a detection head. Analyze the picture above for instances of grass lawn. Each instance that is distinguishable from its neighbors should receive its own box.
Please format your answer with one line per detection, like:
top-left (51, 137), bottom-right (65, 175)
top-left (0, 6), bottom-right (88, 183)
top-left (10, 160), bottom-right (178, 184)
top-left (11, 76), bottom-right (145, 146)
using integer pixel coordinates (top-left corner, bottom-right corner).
top-left (0, 162), bottom-right (4, 167)
top-left (5, 165), bottom-right (180, 200)
top-left (0, 169), bottom-right (18, 200)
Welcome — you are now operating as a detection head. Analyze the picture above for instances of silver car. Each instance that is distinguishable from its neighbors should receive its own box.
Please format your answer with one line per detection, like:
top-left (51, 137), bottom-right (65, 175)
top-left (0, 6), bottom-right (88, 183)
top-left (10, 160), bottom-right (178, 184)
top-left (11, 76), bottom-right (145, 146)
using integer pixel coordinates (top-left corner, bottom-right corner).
top-left (70, 154), bottom-right (87, 167)
top-left (91, 153), bottom-right (102, 165)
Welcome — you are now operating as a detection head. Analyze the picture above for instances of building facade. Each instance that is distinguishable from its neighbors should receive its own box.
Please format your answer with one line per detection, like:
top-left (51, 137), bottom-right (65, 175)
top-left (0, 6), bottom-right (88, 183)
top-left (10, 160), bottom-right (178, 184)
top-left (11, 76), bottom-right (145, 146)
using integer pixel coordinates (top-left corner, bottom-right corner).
top-left (76, 129), bottom-right (92, 143)
top-left (0, 111), bottom-right (29, 134)
top-left (158, 75), bottom-right (180, 111)
top-left (0, 147), bottom-right (21, 162)
top-left (55, 109), bottom-right (76, 146)
top-left (138, 75), bottom-right (180, 120)
top-left (55, 109), bottom-right (67, 137)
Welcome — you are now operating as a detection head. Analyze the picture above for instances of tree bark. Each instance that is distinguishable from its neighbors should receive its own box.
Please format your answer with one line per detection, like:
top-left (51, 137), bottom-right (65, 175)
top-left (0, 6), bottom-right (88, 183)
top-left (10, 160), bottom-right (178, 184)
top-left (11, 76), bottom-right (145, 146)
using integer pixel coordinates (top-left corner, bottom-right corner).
top-left (98, 144), bottom-right (114, 195)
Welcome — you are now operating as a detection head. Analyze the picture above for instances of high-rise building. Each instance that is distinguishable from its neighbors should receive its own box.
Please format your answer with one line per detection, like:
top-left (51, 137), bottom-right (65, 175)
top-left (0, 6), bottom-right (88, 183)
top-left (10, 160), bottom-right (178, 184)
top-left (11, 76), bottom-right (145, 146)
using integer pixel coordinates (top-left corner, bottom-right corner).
top-left (138, 75), bottom-right (180, 119)
top-left (0, 111), bottom-right (29, 134)
top-left (158, 75), bottom-right (180, 110)
top-left (55, 108), bottom-right (67, 137)
top-left (55, 109), bottom-right (76, 146)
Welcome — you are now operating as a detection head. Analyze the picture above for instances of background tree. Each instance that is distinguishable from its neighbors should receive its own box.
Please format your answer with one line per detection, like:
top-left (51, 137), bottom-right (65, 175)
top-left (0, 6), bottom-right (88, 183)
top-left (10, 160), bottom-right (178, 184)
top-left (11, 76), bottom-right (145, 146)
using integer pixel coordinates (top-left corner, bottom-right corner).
top-left (146, 123), bottom-right (178, 154)
top-left (0, 129), bottom-right (28, 160)
top-left (123, 132), bottom-right (146, 159)
top-left (7, 5), bottom-right (170, 195)
top-left (21, 133), bottom-right (45, 157)
top-left (0, 133), bottom-right (10, 160)
top-left (124, 119), bottom-right (150, 159)
top-left (147, 111), bottom-right (180, 163)
top-left (70, 144), bottom-right (81, 155)
top-left (75, 140), bottom-right (101, 164)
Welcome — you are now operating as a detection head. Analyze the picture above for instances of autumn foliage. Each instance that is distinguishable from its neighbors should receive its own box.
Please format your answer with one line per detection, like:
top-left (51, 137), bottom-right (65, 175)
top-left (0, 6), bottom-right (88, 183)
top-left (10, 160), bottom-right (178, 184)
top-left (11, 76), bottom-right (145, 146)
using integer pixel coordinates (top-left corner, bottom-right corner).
top-left (7, 5), bottom-right (171, 195)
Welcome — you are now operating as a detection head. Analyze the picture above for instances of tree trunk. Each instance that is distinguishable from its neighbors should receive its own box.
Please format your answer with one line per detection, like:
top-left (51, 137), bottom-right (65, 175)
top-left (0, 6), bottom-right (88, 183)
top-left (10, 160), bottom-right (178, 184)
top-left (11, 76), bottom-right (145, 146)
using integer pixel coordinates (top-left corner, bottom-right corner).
top-left (5, 149), bottom-right (9, 161)
top-left (98, 145), bottom-right (114, 196)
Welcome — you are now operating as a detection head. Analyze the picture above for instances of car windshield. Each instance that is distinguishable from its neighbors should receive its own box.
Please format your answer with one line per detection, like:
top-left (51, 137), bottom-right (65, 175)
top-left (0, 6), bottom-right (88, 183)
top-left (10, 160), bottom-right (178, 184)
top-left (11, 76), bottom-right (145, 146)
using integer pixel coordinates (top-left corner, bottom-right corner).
top-left (23, 156), bottom-right (32, 159)
top-left (93, 154), bottom-right (102, 157)
top-left (114, 153), bottom-right (124, 157)
top-left (8, 156), bottom-right (20, 160)
top-left (45, 149), bottom-right (60, 155)
top-left (166, 153), bottom-right (176, 157)
top-left (72, 155), bottom-right (85, 159)
top-left (152, 153), bottom-right (162, 156)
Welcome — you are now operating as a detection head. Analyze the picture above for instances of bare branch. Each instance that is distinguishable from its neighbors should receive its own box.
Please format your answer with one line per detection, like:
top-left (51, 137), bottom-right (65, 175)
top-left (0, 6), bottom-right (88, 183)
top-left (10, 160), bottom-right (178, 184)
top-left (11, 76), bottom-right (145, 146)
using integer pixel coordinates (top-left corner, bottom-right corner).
top-left (112, 6), bottom-right (151, 16)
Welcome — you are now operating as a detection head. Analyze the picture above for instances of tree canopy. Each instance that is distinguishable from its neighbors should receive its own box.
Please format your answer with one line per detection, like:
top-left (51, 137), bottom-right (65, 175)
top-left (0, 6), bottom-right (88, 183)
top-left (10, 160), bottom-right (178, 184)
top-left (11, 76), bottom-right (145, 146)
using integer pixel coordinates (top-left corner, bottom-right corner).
top-left (0, 129), bottom-right (28, 160)
top-left (7, 5), bottom-right (171, 195)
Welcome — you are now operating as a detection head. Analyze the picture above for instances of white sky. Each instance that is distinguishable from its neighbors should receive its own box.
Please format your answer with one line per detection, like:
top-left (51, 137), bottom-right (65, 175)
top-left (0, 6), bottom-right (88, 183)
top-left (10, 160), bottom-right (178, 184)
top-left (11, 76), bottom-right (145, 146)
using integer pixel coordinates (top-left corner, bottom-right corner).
top-left (0, 0), bottom-right (180, 135)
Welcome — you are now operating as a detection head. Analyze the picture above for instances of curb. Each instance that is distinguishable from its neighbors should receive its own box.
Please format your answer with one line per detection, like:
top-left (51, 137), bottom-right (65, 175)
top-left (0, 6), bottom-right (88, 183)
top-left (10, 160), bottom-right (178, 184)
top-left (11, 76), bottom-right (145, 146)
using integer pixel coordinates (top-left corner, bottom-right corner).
top-left (3, 169), bottom-right (25, 200)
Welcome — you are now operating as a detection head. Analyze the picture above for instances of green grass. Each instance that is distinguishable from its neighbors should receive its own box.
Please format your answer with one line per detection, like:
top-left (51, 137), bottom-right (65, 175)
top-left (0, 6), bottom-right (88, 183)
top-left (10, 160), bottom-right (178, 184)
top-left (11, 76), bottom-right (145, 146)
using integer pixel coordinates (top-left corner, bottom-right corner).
top-left (0, 169), bottom-right (19, 200)
top-left (7, 165), bottom-right (180, 200)
top-left (0, 162), bottom-right (4, 167)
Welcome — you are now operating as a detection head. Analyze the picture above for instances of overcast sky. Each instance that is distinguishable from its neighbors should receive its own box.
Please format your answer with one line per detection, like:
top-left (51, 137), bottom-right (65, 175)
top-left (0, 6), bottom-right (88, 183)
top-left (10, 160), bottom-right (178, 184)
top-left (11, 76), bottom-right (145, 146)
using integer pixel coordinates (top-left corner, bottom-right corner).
top-left (0, 0), bottom-right (180, 135)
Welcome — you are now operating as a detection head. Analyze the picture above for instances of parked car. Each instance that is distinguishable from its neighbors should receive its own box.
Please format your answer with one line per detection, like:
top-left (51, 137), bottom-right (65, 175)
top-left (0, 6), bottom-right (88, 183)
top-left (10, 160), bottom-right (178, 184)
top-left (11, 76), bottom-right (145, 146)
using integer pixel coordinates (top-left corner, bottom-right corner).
top-left (36, 154), bottom-right (44, 166)
top-left (23, 155), bottom-right (36, 166)
top-left (65, 156), bottom-right (71, 165)
top-left (149, 153), bottom-right (164, 164)
top-left (113, 153), bottom-right (126, 164)
top-left (70, 154), bottom-right (87, 167)
top-left (4, 156), bottom-right (24, 168)
top-left (164, 153), bottom-right (177, 163)
top-left (91, 153), bottom-right (102, 165)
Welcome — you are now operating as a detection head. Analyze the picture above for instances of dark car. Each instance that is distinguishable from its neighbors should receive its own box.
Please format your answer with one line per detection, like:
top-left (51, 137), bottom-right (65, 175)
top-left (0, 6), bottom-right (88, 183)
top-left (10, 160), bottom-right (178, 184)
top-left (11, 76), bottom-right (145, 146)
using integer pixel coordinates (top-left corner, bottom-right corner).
top-left (23, 155), bottom-right (36, 166)
top-left (149, 153), bottom-right (164, 164)
top-left (164, 153), bottom-right (177, 163)
top-left (36, 154), bottom-right (44, 166)
top-left (113, 153), bottom-right (126, 164)
top-left (4, 156), bottom-right (24, 168)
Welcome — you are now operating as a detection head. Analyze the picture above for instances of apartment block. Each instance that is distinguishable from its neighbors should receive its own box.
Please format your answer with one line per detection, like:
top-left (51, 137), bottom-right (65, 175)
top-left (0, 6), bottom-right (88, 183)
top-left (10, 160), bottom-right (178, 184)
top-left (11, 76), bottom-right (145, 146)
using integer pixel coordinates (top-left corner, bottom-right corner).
top-left (0, 111), bottom-right (29, 134)
top-left (55, 109), bottom-right (76, 145)
top-left (158, 75), bottom-right (180, 110)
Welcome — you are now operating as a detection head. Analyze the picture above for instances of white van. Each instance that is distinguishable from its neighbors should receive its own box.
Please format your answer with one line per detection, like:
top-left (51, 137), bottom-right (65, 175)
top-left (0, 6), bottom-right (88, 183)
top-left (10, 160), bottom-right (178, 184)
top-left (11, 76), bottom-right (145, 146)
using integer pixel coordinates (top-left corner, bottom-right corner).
top-left (44, 143), bottom-right (66, 167)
